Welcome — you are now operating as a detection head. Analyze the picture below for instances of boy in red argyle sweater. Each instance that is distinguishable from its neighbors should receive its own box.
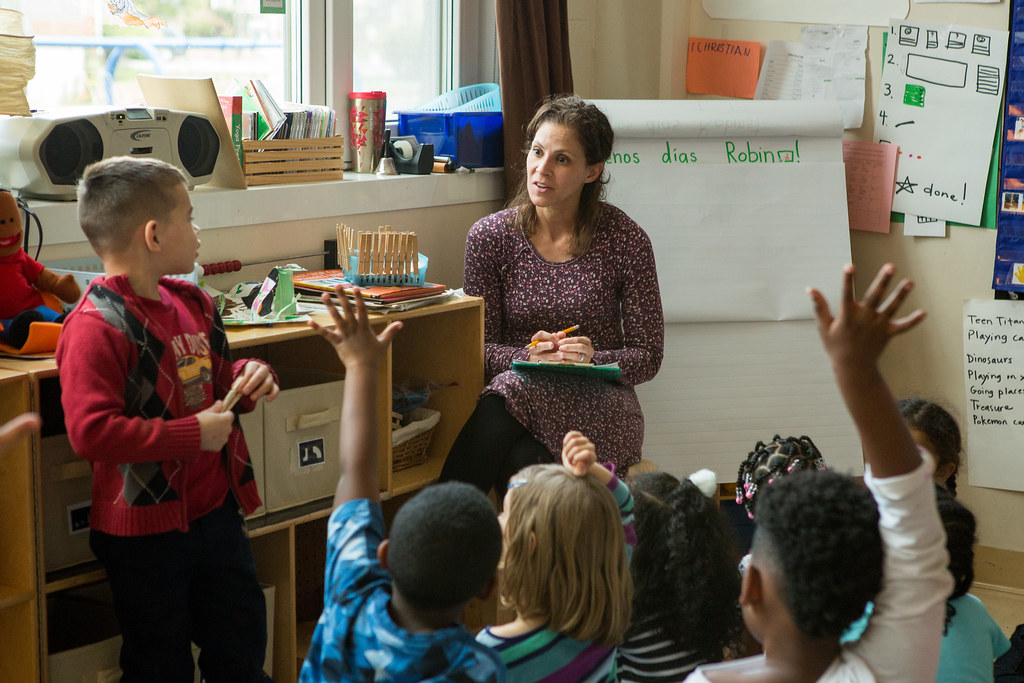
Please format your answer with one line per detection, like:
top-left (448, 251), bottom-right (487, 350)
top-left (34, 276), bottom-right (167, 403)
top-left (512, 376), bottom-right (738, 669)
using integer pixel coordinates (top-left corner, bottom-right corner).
top-left (57, 156), bottom-right (279, 682)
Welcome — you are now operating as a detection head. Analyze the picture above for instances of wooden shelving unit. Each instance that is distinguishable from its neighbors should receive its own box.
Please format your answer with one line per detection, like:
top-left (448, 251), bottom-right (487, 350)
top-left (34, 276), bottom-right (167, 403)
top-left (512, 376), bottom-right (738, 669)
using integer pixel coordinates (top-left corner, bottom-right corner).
top-left (0, 369), bottom-right (38, 682)
top-left (0, 296), bottom-right (483, 683)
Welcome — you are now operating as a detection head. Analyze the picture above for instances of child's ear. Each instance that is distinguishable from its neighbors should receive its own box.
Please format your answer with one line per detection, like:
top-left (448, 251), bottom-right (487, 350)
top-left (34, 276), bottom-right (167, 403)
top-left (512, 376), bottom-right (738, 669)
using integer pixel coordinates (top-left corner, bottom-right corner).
top-left (739, 563), bottom-right (763, 607)
top-left (935, 462), bottom-right (957, 484)
top-left (376, 538), bottom-right (390, 570)
top-left (143, 219), bottom-right (161, 252)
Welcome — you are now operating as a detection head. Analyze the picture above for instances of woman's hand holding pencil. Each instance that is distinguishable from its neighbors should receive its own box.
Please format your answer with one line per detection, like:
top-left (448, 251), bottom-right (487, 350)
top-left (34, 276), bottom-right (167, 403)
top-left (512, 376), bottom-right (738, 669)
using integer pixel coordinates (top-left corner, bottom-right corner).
top-left (525, 325), bottom-right (594, 364)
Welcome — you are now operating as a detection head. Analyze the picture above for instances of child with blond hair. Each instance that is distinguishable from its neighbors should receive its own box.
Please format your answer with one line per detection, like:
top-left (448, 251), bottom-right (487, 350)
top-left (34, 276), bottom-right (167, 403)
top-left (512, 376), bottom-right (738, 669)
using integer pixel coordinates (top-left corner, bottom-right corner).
top-left (476, 431), bottom-right (635, 682)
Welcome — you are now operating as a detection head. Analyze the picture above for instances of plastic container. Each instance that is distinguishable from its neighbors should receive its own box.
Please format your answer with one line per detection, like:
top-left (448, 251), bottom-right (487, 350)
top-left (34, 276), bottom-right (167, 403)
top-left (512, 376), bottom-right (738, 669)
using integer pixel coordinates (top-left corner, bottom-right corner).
top-left (413, 83), bottom-right (500, 112)
top-left (396, 83), bottom-right (503, 168)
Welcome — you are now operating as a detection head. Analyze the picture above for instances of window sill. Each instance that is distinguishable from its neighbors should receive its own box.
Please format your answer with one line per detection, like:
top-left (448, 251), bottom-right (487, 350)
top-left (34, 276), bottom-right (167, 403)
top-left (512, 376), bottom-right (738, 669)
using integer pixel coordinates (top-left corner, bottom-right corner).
top-left (28, 168), bottom-right (505, 246)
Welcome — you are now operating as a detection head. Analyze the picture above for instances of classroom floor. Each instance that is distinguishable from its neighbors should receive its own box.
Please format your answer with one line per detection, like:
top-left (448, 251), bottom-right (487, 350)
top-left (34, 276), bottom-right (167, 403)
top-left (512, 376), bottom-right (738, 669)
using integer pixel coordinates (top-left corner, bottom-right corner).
top-left (974, 582), bottom-right (1024, 638)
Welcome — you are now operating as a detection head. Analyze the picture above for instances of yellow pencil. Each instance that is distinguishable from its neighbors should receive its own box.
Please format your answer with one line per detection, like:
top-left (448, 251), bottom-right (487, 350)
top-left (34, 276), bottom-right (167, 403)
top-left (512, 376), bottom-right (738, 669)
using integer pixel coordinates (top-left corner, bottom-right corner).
top-left (525, 325), bottom-right (580, 349)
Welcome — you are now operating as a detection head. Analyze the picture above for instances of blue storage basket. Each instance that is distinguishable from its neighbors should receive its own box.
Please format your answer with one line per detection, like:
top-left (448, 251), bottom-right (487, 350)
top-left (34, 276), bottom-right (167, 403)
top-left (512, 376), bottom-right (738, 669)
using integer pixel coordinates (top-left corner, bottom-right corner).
top-left (395, 84), bottom-right (503, 168)
top-left (344, 253), bottom-right (428, 287)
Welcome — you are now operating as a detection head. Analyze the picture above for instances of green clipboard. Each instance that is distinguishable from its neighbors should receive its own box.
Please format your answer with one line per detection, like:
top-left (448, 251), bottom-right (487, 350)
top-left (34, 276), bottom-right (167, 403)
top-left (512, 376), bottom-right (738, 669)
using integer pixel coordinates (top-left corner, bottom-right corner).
top-left (511, 359), bottom-right (622, 381)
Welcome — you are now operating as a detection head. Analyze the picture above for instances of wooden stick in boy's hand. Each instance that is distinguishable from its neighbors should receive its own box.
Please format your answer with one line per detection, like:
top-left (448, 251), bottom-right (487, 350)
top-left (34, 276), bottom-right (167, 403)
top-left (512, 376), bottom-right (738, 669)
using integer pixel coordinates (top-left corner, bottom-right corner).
top-left (309, 284), bottom-right (402, 507)
top-left (808, 263), bottom-right (925, 479)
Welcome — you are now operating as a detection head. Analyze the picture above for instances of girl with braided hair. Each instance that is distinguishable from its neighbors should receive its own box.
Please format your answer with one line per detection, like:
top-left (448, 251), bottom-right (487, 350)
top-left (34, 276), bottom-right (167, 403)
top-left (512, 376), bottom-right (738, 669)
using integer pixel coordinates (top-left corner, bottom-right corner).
top-left (934, 486), bottom-right (1011, 682)
top-left (618, 470), bottom-right (744, 681)
top-left (736, 435), bottom-right (827, 520)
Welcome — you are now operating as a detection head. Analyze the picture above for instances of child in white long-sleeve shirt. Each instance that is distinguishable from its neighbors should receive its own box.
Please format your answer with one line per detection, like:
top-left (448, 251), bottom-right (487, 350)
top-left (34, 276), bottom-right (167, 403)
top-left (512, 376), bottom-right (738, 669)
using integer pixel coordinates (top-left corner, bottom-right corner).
top-left (686, 263), bottom-right (953, 683)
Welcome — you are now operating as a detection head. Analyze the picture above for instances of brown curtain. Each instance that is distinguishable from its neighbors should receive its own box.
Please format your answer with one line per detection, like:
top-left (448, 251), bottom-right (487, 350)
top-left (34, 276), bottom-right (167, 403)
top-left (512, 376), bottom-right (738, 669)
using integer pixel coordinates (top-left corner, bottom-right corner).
top-left (495, 0), bottom-right (574, 200)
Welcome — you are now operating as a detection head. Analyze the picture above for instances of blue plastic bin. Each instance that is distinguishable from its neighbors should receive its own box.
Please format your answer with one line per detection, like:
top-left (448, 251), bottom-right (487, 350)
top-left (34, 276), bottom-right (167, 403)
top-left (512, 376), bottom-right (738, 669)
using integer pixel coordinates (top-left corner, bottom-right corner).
top-left (396, 84), bottom-right (503, 168)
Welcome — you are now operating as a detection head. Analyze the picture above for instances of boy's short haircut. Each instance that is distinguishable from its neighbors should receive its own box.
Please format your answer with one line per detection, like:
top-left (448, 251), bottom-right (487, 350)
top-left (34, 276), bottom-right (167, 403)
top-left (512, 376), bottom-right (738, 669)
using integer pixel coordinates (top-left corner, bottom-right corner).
top-left (387, 481), bottom-right (502, 611)
top-left (77, 156), bottom-right (187, 254)
top-left (751, 469), bottom-right (883, 639)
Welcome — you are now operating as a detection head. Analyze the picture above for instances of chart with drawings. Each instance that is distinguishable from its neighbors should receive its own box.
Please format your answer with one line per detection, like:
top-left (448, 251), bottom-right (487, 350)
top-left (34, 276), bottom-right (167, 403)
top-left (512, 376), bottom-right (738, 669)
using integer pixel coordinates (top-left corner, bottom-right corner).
top-left (876, 20), bottom-right (1008, 225)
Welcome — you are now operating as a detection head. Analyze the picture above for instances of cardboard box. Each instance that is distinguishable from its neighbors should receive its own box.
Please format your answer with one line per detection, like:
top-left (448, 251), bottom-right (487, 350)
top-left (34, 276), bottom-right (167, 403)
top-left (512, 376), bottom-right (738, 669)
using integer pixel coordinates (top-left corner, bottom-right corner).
top-left (41, 434), bottom-right (95, 572)
top-left (238, 402), bottom-right (265, 520)
top-left (262, 366), bottom-right (344, 512)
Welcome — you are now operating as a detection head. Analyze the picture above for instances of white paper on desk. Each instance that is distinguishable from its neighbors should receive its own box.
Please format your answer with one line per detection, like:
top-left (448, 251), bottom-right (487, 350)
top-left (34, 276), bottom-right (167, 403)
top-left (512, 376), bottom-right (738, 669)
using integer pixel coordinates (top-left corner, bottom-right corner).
top-left (962, 300), bottom-right (1024, 492)
top-left (903, 213), bottom-right (947, 237)
top-left (138, 74), bottom-right (247, 189)
top-left (877, 20), bottom-right (1008, 225)
top-left (593, 100), bottom-right (851, 323)
top-left (801, 25), bottom-right (868, 129)
top-left (636, 321), bottom-right (862, 481)
top-left (755, 41), bottom-right (804, 101)
top-left (702, 0), bottom-right (908, 27)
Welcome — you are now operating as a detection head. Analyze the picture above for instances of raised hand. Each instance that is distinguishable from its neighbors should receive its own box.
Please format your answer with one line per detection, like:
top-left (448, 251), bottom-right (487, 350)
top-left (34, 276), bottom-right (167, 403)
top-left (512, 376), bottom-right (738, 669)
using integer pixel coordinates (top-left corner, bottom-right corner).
top-left (808, 263), bottom-right (925, 368)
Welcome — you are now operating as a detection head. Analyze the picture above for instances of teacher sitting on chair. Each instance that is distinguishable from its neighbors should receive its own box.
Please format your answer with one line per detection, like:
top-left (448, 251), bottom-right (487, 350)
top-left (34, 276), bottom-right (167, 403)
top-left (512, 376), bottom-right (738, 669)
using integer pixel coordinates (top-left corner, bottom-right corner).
top-left (439, 94), bottom-right (664, 497)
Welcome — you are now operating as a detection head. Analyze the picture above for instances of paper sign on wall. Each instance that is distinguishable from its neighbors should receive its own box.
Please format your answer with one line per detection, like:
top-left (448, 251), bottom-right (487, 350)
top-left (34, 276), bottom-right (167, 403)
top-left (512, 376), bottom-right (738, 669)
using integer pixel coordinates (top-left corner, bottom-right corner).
top-left (686, 37), bottom-right (761, 99)
top-left (842, 140), bottom-right (898, 233)
top-left (876, 20), bottom-right (1008, 225)
top-left (962, 299), bottom-right (1024, 492)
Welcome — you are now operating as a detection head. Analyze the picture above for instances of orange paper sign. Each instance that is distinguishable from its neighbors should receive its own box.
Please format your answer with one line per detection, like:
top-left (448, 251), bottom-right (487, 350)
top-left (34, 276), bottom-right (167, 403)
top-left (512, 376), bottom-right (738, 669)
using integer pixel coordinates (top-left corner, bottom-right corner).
top-left (686, 37), bottom-right (761, 99)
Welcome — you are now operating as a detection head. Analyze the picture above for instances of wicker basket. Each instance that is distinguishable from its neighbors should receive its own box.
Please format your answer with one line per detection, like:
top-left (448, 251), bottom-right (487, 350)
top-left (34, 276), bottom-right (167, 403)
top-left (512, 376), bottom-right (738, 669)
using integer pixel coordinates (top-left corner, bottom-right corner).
top-left (391, 407), bottom-right (440, 472)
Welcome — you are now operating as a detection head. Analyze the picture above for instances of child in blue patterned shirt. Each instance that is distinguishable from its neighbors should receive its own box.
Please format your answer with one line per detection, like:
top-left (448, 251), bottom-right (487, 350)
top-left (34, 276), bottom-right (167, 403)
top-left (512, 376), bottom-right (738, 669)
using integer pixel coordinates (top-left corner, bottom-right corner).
top-left (300, 287), bottom-right (506, 683)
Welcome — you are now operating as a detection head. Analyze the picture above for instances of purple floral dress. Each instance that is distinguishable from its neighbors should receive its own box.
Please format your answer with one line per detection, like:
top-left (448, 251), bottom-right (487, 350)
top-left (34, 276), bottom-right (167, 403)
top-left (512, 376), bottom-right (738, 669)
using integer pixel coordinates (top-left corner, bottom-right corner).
top-left (464, 203), bottom-right (664, 470)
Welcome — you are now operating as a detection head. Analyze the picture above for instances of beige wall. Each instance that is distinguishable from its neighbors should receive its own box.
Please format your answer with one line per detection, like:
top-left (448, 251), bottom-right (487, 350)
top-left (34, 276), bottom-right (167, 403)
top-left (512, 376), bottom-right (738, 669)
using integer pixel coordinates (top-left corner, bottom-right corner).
top-left (570, 1), bottom-right (1022, 553)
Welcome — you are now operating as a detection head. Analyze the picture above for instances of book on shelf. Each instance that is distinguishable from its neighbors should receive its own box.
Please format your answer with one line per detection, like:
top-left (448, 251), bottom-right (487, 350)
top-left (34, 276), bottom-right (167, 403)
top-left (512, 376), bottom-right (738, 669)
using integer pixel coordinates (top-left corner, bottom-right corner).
top-left (217, 94), bottom-right (243, 168)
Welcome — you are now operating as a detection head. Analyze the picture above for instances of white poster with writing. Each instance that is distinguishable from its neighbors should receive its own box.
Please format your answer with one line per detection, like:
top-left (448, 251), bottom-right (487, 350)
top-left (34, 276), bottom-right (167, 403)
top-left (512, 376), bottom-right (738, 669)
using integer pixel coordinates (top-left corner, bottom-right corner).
top-left (593, 99), bottom-right (851, 322)
top-left (962, 299), bottom-right (1024, 492)
top-left (592, 99), bottom-right (860, 479)
top-left (877, 20), bottom-right (1008, 225)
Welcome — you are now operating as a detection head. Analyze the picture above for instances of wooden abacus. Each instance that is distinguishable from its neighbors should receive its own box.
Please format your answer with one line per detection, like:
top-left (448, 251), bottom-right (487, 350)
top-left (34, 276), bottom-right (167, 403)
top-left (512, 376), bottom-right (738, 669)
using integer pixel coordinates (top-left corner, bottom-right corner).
top-left (336, 224), bottom-right (427, 286)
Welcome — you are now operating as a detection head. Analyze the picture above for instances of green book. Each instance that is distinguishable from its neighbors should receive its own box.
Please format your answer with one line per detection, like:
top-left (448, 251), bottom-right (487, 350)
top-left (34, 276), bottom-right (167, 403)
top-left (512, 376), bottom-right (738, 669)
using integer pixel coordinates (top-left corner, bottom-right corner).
top-left (511, 359), bottom-right (622, 381)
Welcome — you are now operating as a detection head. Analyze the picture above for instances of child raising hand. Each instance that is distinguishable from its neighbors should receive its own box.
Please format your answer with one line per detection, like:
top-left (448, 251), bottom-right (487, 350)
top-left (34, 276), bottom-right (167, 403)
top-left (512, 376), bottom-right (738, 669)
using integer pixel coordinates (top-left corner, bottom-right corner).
top-left (686, 263), bottom-right (952, 683)
top-left (479, 430), bottom-right (635, 682)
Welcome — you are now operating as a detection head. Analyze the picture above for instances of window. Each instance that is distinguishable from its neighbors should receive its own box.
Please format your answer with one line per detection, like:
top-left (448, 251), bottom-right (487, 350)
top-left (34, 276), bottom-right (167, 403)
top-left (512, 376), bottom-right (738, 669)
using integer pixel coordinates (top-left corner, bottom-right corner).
top-left (17, 0), bottom-right (288, 109)
top-left (9, 0), bottom-right (495, 120)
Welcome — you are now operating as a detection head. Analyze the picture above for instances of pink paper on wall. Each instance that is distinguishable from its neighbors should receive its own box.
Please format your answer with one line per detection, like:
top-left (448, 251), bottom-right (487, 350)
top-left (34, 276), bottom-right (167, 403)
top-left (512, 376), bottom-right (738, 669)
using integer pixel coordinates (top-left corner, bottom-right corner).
top-left (842, 139), bottom-right (898, 233)
top-left (686, 37), bottom-right (761, 98)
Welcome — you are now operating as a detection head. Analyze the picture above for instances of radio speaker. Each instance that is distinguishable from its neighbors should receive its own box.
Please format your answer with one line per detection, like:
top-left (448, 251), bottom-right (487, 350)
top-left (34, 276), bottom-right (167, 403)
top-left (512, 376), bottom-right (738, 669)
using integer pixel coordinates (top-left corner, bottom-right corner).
top-left (0, 106), bottom-right (220, 200)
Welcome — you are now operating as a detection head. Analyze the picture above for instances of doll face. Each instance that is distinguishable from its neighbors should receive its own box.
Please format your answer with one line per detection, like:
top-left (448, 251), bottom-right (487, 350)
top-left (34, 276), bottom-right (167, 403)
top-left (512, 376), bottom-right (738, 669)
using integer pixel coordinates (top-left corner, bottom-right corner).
top-left (0, 192), bottom-right (23, 258)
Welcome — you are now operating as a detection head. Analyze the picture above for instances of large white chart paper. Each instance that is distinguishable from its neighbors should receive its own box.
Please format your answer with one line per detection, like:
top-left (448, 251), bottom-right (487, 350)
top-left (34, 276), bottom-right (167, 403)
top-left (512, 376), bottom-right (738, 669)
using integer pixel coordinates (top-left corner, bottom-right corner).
top-left (702, 0), bottom-right (908, 27)
top-left (592, 100), bottom-right (860, 479)
top-left (877, 20), bottom-right (1008, 225)
top-left (962, 300), bottom-right (1024, 492)
top-left (592, 100), bottom-right (851, 322)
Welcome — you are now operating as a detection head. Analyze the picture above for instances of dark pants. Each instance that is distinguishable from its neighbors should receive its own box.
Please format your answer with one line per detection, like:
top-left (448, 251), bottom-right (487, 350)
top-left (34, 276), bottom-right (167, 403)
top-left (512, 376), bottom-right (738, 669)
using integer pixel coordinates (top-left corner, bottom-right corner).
top-left (90, 495), bottom-right (269, 683)
top-left (439, 393), bottom-right (555, 498)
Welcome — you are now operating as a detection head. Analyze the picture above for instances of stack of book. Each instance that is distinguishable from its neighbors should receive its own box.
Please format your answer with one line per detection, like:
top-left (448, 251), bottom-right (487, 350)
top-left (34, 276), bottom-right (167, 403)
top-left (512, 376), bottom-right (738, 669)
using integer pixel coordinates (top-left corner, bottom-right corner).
top-left (292, 270), bottom-right (451, 312)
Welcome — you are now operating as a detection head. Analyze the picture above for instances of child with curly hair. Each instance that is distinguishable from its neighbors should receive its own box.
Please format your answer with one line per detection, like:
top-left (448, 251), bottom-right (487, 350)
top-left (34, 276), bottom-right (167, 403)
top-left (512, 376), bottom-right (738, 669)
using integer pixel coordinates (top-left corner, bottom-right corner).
top-left (898, 397), bottom-right (962, 495)
top-left (934, 487), bottom-right (1010, 682)
top-left (618, 469), bottom-right (744, 681)
top-left (476, 431), bottom-right (634, 682)
top-left (686, 263), bottom-right (953, 682)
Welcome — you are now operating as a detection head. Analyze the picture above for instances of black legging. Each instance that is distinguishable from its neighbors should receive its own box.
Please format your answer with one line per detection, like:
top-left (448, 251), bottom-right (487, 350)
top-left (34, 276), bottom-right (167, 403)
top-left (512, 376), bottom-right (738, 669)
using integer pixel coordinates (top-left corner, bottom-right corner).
top-left (439, 394), bottom-right (554, 498)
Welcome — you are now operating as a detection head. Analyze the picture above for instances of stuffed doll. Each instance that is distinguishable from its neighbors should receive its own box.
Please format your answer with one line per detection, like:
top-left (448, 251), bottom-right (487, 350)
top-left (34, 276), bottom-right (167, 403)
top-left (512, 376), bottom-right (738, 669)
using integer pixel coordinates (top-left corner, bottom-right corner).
top-left (0, 189), bottom-right (81, 349)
